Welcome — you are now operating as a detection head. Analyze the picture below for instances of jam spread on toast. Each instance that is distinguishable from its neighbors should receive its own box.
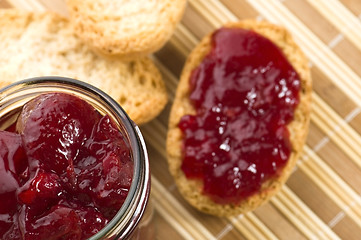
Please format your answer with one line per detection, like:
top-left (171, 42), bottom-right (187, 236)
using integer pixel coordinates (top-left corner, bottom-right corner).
top-left (179, 28), bottom-right (300, 204)
top-left (0, 93), bottom-right (133, 239)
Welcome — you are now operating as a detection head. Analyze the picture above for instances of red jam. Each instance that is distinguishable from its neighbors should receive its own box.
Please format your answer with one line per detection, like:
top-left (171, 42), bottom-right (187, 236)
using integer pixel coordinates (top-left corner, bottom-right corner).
top-left (0, 93), bottom-right (133, 239)
top-left (179, 28), bottom-right (300, 204)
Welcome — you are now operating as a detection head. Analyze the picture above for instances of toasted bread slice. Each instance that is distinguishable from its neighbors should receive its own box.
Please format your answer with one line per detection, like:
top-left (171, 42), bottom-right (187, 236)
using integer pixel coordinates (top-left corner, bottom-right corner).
top-left (167, 20), bottom-right (312, 216)
top-left (0, 9), bottom-right (168, 125)
top-left (65, 0), bottom-right (187, 59)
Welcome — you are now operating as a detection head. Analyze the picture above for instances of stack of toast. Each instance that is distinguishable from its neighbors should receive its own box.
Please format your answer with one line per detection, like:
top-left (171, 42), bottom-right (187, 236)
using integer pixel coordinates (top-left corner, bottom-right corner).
top-left (0, 0), bottom-right (187, 125)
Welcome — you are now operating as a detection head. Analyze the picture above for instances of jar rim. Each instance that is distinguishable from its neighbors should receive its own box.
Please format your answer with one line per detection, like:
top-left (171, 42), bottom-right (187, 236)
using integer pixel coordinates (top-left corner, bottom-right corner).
top-left (0, 76), bottom-right (150, 239)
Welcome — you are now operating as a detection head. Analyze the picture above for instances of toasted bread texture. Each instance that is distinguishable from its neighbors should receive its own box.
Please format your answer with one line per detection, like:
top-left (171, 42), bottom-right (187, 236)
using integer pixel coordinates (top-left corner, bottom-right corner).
top-left (66, 0), bottom-right (187, 59)
top-left (167, 20), bottom-right (312, 216)
top-left (0, 9), bottom-right (168, 125)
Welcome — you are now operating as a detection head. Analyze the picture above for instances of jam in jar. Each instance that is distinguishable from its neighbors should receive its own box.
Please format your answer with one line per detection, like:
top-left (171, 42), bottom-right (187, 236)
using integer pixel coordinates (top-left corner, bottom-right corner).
top-left (0, 77), bottom-right (152, 240)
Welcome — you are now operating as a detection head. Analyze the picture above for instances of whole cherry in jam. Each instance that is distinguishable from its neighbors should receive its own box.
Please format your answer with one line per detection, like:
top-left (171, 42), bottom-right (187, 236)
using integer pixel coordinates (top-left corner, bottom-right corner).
top-left (179, 28), bottom-right (300, 204)
top-left (0, 92), bottom-right (133, 239)
top-left (17, 92), bottom-right (102, 175)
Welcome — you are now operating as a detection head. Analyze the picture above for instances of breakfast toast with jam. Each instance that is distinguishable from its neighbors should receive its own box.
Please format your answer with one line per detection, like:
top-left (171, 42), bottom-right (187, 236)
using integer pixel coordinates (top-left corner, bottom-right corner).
top-left (167, 20), bottom-right (311, 216)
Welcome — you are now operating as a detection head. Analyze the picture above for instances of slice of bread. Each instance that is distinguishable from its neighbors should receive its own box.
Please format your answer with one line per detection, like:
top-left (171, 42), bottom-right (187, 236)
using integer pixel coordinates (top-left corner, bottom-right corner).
top-left (0, 9), bottom-right (168, 125)
top-left (65, 0), bottom-right (187, 59)
top-left (167, 20), bottom-right (312, 216)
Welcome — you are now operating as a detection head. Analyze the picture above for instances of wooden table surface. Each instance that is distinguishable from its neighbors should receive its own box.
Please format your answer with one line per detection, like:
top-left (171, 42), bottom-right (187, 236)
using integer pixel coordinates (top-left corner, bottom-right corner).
top-left (2, 0), bottom-right (361, 239)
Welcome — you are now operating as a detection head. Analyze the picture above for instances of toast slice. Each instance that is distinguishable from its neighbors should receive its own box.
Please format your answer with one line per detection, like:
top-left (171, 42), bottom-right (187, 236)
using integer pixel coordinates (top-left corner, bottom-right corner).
top-left (66, 0), bottom-right (187, 59)
top-left (167, 20), bottom-right (312, 216)
top-left (0, 9), bottom-right (168, 125)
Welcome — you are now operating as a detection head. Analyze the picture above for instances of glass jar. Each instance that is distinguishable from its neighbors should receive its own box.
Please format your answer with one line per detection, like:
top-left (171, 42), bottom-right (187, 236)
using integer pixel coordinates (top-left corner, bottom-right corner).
top-left (0, 76), bottom-right (154, 240)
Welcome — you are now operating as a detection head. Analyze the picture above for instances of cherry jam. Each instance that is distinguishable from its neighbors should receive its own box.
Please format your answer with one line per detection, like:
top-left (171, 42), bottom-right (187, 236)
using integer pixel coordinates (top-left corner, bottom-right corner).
top-left (0, 92), bottom-right (133, 239)
top-left (179, 28), bottom-right (301, 204)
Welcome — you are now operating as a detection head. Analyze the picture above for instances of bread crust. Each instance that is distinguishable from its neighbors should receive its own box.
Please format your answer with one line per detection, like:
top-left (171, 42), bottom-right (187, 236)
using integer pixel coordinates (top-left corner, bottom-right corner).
top-left (66, 0), bottom-right (187, 59)
top-left (167, 20), bottom-right (312, 216)
top-left (0, 9), bottom-right (168, 125)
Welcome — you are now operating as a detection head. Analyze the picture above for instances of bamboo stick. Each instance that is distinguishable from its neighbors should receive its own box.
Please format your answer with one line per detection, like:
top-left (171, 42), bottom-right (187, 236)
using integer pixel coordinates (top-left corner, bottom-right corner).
top-left (307, 0), bottom-right (361, 52)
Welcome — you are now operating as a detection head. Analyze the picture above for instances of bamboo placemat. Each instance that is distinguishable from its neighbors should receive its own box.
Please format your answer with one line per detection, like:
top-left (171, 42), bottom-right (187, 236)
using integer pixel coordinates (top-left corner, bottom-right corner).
top-left (2, 0), bottom-right (361, 239)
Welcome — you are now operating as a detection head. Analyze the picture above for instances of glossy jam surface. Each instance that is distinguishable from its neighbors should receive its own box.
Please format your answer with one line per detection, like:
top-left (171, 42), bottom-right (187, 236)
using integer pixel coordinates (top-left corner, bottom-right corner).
top-left (179, 28), bottom-right (300, 204)
top-left (0, 93), bottom-right (133, 239)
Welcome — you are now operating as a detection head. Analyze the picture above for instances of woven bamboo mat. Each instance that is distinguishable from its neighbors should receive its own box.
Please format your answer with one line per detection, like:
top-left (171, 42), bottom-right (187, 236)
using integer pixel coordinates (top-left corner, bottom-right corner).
top-left (2, 0), bottom-right (361, 239)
